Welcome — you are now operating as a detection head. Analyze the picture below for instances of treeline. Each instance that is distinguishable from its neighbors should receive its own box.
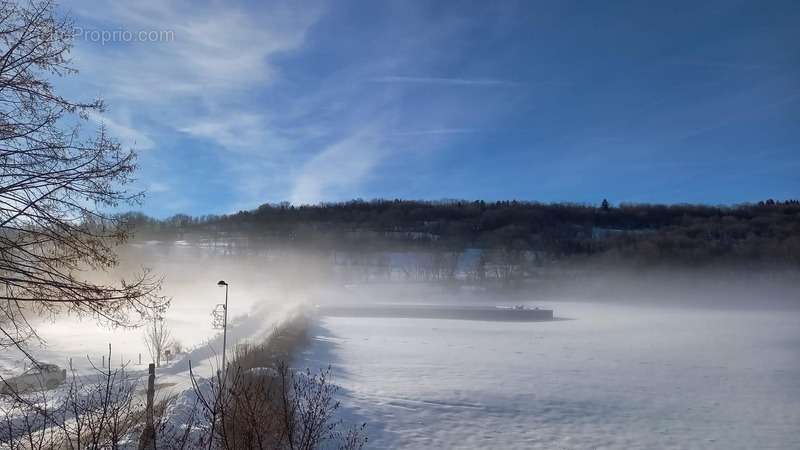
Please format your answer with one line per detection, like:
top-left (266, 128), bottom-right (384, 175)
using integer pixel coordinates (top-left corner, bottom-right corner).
top-left (122, 199), bottom-right (800, 268)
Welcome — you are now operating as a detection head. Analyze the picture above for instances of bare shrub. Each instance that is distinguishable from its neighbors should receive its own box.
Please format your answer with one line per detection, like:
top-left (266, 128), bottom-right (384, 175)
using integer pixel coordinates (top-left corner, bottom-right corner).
top-left (185, 313), bottom-right (367, 450)
top-left (0, 347), bottom-right (144, 449)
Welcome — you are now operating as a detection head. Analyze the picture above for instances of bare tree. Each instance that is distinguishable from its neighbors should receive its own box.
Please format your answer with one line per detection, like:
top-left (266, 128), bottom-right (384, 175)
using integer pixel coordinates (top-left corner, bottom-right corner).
top-left (0, 0), bottom-right (165, 357)
top-left (144, 315), bottom-right (171, 368)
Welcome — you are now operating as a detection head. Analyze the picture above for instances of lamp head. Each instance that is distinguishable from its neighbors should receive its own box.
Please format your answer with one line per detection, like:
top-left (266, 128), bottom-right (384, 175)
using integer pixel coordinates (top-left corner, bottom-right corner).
top-left (217, 280), bottom-right (228, 287)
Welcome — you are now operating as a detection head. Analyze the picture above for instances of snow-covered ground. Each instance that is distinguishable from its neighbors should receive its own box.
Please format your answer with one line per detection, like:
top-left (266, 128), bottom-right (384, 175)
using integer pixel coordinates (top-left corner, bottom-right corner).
top-left (301, 301), bottom-right (800, 449)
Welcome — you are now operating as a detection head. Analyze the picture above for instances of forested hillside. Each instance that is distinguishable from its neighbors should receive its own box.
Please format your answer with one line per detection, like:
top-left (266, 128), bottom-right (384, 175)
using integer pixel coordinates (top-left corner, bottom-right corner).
top-left (123, 199), bottom-right (800, 269)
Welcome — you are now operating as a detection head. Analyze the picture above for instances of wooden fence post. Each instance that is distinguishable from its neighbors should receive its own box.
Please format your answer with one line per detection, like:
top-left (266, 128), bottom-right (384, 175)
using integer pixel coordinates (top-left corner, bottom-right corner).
top-left (138, 363), bottom-right (156, 449)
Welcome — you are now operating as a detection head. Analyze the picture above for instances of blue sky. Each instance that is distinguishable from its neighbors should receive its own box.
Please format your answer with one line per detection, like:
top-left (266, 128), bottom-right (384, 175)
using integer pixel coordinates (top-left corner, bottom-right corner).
top-left (60, 0), bottom-right (799, 217)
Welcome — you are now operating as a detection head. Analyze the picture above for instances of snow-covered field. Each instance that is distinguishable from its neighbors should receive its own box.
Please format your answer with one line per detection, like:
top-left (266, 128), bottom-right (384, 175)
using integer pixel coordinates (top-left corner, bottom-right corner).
top-left (4, 274), bottom-right (799, 450)
top-left (301, 301), bottom-right (800, 449)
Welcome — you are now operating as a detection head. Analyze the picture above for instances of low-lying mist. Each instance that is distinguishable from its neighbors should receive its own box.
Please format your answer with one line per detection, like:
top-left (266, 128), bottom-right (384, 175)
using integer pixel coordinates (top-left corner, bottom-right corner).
top-left (114, 241), bottom-right (800, 313)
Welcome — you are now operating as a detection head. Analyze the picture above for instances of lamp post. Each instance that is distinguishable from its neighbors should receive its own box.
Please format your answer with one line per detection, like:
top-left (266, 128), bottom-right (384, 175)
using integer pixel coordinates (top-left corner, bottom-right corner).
top-left (217, 280), bottom-right (229, 371)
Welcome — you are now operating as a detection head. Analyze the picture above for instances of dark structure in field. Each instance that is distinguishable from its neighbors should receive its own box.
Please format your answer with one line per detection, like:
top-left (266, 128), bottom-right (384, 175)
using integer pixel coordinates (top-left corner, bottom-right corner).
top-left (318, 304), bottom-right (554, 322)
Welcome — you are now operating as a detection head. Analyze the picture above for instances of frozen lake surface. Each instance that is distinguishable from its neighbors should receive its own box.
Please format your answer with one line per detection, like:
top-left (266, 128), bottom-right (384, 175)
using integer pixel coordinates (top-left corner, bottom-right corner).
top-left (301, 302), bottom-right (800, 449)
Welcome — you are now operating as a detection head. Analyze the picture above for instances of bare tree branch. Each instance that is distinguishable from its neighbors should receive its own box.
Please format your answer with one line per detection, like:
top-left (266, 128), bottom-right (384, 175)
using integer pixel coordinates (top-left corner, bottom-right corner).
top-left (0, 0), bottom-right (166, 355)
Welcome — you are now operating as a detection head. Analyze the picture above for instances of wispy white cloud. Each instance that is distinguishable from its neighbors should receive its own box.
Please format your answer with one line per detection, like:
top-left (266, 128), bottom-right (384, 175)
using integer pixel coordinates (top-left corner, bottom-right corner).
top-left (663, 60), bottom-right (777, 71)
top-left (147, 181), bottom-right (170, 193)
top-left (290, 129), bottom-right (384, 205)
top-left (368, 76), bottom-right (518, 86)
top-left (389, 127), bottom-right (485, 137)
top-left (70, 0), bottom-right (323, 102)
top-left (87, 110), bottom-right (155, 151)
top-left (178, 113), bottom-right (287, 152)
top-left (68, 0), bottom-right (325, 156)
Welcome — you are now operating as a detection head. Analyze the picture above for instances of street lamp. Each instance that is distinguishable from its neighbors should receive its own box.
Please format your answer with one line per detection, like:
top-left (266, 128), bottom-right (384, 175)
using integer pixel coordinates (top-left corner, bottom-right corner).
top-left (216, 280), bottom-right (229, 371)
top-left (207, 280), bottom-right (229, 450)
